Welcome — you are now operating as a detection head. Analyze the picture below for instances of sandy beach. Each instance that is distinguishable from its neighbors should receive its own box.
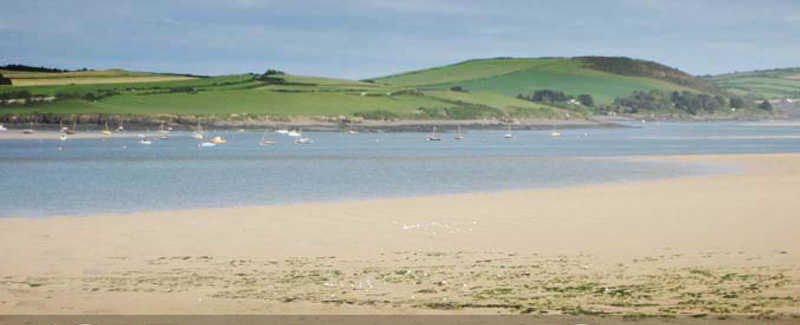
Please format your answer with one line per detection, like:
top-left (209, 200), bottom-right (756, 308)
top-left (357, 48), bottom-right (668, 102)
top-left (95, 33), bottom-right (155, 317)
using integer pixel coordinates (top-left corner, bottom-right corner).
top-left (0, 153), bottom-right (798, 317)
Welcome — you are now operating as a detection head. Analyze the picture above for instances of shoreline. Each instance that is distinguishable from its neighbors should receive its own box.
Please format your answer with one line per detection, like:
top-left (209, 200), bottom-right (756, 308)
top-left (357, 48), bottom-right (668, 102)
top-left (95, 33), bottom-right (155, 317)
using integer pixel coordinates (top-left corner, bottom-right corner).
top-left (1, 153), bottom-right (799, 315)
top-left (0, 118), bottom-right (621, 134)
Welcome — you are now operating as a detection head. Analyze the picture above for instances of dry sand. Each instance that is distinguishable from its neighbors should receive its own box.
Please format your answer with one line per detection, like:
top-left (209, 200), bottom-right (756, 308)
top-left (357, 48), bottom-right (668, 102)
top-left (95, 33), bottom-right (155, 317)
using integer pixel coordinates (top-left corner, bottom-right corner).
top-left (0, 153), bottom-right (798, 317)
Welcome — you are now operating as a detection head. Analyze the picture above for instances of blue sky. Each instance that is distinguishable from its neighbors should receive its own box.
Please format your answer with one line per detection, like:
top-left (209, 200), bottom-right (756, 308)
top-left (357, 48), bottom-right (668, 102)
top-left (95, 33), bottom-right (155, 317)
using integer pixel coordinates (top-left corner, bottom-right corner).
top-left (1, 0), bottom-right (799, 79)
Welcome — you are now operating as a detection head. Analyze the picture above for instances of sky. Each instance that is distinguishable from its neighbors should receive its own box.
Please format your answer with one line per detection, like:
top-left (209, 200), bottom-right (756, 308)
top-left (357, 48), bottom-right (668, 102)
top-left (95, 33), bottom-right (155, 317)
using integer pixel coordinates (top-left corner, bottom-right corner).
top-left (1, 0), bottom-right (799, 79)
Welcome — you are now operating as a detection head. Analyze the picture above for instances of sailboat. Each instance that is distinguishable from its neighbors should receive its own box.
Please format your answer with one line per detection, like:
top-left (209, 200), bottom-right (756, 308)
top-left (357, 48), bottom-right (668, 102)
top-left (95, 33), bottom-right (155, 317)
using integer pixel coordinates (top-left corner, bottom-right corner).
top-left (294, 129), bottom-right (313, 144)
top-left (0, 124), bottom-right (7, 131)
top-left (427, 126), bottom-right (441, 141)
top-left (102, 121), bottom-right (112, 135)
top-left (260, 130), bottom-right (277, 146)
top-left (116, 119), bottom-right (124, 132)
top-left (454, 125), bottom-right (464, 140)
top-left (65, 121), bottom-right (76, 135)
top-left (503, 125), bottom-right (515, 139)
top-left (157, 122), bottom-right (169, 139)
top-left (22, 121), bottom-right (36, 134)
top-left (191, 121), bottom-right (205, 140)
top-left (287, 129), bottom-right (301, 137)
top-left (346, 124), bottom-right (359, 134)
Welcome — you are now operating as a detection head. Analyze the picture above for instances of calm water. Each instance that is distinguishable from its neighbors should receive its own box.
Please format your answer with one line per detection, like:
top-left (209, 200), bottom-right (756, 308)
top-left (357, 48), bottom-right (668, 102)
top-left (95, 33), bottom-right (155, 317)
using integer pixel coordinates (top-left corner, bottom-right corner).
top-left (1, 121), bottom-right (799, 217)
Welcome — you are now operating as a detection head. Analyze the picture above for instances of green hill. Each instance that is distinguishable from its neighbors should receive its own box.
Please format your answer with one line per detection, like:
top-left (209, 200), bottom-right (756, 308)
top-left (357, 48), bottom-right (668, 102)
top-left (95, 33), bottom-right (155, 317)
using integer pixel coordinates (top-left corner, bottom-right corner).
top-left (0, 56), bottom-right (778, 123)
top-left (0, 72), bottom-right (579, 121)
top-left (703, 67), bottom-right (800, 99)
top-left (372, 57), bottom-right (719, 103)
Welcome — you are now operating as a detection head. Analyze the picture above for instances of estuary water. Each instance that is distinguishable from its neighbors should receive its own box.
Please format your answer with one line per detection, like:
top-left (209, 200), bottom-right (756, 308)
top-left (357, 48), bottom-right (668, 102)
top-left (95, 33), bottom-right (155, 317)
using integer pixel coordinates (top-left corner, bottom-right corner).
top-left (1, 121), bottom-right (799, 217)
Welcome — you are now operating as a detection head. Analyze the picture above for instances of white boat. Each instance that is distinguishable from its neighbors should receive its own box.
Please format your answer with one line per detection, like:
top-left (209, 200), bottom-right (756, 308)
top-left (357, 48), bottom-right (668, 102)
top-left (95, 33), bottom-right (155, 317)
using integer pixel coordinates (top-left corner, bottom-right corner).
top-left (426, 126), bottom-right (441, 141)
top-left (294, 137), bottom-right (313, 144)
top-left (191, 122), bottom-right (206, 140)
top-left (22, 122), bottom-right (36, 134)
top-left (503, 125), bottom-right (515, 139)
top-left (275, 129), bottom-right (289, 135)
top-left (287, 130), bottom-right (301, 137)
top-left (0, 124), bottom-right (7, 131)
top-left (65, 121), bottom-right (76, 135)
top-left (59, 134), bottom-right (68, 141)
top-left (260, 131), bottom-right (277, 146)
top-left (139, 139), bottom-right (152, 145)
top-left (454, 125), bottom-right (464, 140)
top-left (293, 129), bottom-right (312, 144)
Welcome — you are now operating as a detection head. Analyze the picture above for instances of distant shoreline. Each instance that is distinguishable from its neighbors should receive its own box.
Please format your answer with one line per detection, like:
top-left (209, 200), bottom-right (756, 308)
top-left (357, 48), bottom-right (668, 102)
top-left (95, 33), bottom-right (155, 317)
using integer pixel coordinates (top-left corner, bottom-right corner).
top-left (0, 118), bottom-right (621, 134)
top-left (0, 115), bottom-right (791, 134)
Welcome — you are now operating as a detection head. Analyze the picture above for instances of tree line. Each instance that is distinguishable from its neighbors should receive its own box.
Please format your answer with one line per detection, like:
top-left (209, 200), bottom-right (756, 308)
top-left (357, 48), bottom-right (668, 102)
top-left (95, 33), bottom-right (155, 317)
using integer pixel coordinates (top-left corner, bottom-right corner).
top-left (0, 73), bottom-right (11, 85)
top-left (516, 89), bottom-right (595, 106)
top-left (609, 89), bottom-right (771, 114)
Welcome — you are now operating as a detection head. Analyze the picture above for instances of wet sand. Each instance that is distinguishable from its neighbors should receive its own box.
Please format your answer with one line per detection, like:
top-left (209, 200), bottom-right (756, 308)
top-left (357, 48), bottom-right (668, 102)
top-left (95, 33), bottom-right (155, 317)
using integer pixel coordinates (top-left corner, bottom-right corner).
top-left (0, 153), bottom-right (798, 317)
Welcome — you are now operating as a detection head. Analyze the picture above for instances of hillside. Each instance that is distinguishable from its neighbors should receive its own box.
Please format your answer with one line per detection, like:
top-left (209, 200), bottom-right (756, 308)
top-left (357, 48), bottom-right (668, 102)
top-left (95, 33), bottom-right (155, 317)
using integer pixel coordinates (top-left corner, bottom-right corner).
top-left (0, 69), bottom-right (197, 86)
top-left (703, 67), bottom-right (800, 99)
top-left (0, 57), bottom-right (780, 125)
top-left (0, 72), bottom-right (577, 123)
top-left (372, 57), bottom-right (720, 103)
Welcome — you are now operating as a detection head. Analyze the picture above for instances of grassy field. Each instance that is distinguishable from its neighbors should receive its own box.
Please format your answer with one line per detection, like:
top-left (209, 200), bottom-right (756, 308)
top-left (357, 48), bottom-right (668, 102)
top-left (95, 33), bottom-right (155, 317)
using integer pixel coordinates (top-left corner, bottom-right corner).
top-left (1, 69), bottom-right (198, 86)
top-left (423, 91), bottom-right (569, 119)
top-left (705, 68), bottom-right (800, 99)
top-left (372, 58), bottom-right (562, 86)
top-left (374, 58), bottom-right (699, 104)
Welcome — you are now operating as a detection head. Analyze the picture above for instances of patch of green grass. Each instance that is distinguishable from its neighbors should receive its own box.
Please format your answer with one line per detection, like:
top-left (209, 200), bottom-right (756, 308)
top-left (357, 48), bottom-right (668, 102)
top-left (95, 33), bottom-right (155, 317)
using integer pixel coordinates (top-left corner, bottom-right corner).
top-left (373, 58), bottom-right (562, 86)
top-left (425, 60), bottom-right (694, 103)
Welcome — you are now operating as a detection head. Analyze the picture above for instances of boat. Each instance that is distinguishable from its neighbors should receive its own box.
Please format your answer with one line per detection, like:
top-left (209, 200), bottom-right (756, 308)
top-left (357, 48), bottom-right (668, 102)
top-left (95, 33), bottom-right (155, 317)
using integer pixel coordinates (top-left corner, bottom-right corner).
top-left (503, 125), bottom-right (515, 139)
top-left (22, 122), bottom-right (36, 134)
top-left (287, 130), bottom-right (301, 137)
top-left (294, 137), bottom-right (313, 144)
top-left (427, 126), bottom-right (441, 141)
top-left (191, 121), bottom-right (206, 140)
top-left (454, 125), bottom-right (464, 140)
top-left (551, 131), bottom-right (562, 137)
top-left (65, 121), bottom-right (76, 135)
top-left (0, 124), bottom-right (7, 131)
top-left (275, 129), bottom-right (289, 135)
top-left (102, 121), bottom-right (112, 135)
top-left (116, 120), bottom-right (124, 132)
top-left (293, 129), bottom-right (312, 144)
top-left (346, 124), bottom-right (359, 134)
top-left (139, 139), bottom-right (152, 145)
top-left (209, 136), bottom-right (227, 144)
top-left (199, 142), bottom-right (216, 147)
top-left (59, 133), bottom-right (68, 141)
top-left (260, 131), bottom-right (277, 146)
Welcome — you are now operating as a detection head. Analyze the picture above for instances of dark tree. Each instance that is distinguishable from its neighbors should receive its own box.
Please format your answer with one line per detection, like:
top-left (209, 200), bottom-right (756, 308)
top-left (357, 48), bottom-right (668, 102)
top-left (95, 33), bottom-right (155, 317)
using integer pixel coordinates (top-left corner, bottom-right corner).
top-left (758, 100), bottom-right (773, 111)
top-left (0, 73), bottom-right (11, 85)
top-left (730, 97), bottom-right (745, 108)
top-left (577, 94), bottom-right (594, 106)
top-left (450, 86), bottom-right (467, 92)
